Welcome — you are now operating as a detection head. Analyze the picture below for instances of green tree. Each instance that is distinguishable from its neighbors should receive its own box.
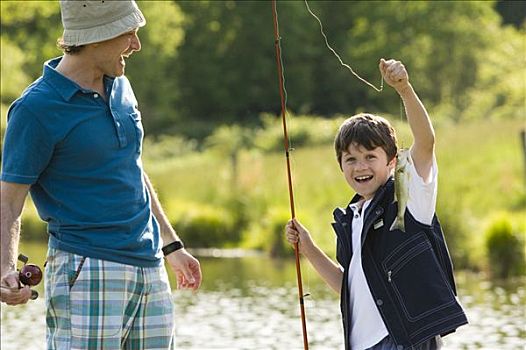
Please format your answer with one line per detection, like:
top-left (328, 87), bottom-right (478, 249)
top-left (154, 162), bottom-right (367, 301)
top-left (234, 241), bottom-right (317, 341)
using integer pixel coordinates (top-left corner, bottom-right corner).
top-left (205, 124), bottom-right (254, 189)
top-left (304, 1), bottom-right (524, 122)
top-left (1, 37), bottom-right (30, 105)
top-left (174, 1), bottom-right (279, 137)
top-left (0, 37), bottom-right (31, 146)
top-left (0, 1), bottom-right (61, 80)
top-left (126, 1), bottom-right (185, 135)
top-left (1, 1), bottom-right (523, 138)
top-left (461, 24), bottom-right (525, 120)
top-left (172, 0), bottom-right (524, 134)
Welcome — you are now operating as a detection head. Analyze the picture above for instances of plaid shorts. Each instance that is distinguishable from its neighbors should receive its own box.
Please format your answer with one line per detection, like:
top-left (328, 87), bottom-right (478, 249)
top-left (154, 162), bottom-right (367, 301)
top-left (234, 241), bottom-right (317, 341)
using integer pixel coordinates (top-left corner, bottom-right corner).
top-left (45, 248), bottom-right (175, 350)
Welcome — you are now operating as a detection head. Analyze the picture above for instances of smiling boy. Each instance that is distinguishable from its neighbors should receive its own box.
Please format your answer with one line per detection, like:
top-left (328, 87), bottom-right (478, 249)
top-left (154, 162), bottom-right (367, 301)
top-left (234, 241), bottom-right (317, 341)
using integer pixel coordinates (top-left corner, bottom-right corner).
top-left (286, 59), bottom-right (467, 349)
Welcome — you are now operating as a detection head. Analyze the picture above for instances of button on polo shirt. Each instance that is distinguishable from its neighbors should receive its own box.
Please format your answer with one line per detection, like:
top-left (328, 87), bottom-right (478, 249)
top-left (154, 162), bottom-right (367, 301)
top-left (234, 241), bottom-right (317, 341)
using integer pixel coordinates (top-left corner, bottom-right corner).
top-left (1, 57), bottom-right (161, 267)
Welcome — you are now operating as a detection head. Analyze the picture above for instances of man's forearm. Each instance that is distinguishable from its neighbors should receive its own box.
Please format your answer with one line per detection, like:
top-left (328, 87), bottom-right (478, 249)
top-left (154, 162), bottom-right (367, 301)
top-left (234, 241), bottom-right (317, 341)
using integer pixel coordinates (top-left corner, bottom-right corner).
top-left (1, 182), bottom-right (29, 276)
top-left (142, 172), bottom-right (180, 245)
top-left (1, 209), bottom-right (22, 275)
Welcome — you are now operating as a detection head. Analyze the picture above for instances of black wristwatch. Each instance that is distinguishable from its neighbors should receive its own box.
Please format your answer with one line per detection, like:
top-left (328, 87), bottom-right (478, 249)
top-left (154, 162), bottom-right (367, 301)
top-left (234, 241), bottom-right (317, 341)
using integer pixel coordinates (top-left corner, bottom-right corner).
top-left (162, 240), bottom-right (184, 256)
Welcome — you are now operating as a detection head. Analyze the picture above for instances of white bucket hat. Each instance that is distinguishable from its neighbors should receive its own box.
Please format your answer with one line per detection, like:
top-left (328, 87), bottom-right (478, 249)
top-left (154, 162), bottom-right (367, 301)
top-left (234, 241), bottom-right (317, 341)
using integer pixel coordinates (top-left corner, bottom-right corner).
top-left (60, 0), bottom-right (146, 46)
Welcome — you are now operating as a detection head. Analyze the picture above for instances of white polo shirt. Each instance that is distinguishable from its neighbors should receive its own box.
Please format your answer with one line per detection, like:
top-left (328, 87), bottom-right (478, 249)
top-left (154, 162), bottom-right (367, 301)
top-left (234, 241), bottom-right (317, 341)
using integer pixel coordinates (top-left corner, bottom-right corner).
top-left (347, 155), bottom-right (438, 350)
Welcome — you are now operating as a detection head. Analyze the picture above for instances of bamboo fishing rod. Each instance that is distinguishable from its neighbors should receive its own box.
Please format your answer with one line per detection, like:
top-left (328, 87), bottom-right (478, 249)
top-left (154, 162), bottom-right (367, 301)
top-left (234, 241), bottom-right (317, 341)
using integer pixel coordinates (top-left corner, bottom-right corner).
top-left (270, 1), bottom-right (309, 349)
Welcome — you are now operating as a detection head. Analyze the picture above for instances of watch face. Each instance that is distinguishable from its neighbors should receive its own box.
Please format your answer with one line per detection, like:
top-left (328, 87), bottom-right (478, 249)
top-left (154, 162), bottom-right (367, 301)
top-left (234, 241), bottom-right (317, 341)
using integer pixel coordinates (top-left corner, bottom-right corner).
top-left (162, 241), bottom-right (184, 256)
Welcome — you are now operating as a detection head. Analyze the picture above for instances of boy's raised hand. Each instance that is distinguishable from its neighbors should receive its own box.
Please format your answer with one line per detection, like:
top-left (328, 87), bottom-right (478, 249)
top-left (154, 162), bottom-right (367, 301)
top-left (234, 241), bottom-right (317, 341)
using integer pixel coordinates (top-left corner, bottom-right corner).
top-left (379, 58), bottom-right (410, 93)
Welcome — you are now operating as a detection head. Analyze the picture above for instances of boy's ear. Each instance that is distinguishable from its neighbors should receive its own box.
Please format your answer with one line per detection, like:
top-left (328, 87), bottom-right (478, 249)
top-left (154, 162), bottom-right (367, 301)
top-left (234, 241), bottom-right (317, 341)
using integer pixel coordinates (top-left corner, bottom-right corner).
top-left (387, 156), bottom-right (396, 169)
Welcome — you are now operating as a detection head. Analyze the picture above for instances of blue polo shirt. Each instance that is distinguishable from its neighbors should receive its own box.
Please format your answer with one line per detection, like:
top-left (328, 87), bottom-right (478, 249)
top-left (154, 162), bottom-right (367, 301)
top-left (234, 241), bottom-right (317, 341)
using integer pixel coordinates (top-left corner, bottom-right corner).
top-left (1, 57), bottom-right (162, 267)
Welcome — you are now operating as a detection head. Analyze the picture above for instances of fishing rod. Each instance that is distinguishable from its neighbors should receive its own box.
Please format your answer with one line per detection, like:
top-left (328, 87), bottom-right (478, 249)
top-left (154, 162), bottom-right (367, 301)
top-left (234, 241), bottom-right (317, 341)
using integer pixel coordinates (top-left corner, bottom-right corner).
top-left (270, 1), bottom-right (309, 349)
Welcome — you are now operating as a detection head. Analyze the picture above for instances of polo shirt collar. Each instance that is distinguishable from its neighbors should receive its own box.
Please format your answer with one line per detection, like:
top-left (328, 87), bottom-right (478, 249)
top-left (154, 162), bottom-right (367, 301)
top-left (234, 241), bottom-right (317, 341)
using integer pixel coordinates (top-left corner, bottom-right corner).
top-left (43, 57), bottom-right (85, 101)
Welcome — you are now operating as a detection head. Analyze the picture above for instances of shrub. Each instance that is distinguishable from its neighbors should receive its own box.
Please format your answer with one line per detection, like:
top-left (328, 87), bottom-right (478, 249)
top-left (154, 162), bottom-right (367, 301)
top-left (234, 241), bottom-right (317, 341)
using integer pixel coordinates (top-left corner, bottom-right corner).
top-left (435, 201), bottom-right (472, 269)
top-left (254, 113), bottom-right (343, 152)
top-left (484, 212), bottom-right (525, 279)
top-left (142, 135), bottom-right (198, 162)
top-left (170, 203), bottom-right (236, 248)
top-left (241, 207), bottom-right (292, 258)
top-left (266, 208), bottom-right (292, 258)
top-left (220, 193), bottom-right (249, 239)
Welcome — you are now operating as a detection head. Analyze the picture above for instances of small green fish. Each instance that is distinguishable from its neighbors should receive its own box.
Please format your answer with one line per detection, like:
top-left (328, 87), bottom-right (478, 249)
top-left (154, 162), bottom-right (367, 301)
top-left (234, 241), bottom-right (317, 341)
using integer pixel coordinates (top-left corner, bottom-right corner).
top-left (390, 149), bottom-right (411, 232)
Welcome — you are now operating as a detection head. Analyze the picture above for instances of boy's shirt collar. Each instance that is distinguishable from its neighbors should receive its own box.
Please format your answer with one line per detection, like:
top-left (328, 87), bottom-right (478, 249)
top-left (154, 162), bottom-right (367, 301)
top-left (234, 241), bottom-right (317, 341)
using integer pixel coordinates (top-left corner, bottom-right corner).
top-left (349, 198), bottom-right (371, 216)
top-left (348, 176), bottom-right (394, 219)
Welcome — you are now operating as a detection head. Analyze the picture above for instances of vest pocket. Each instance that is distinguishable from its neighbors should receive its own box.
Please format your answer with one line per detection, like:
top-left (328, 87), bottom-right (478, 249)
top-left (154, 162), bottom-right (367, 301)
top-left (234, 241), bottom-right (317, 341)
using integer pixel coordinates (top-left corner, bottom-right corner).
top-left (381, 232), bottom-right (456, 322)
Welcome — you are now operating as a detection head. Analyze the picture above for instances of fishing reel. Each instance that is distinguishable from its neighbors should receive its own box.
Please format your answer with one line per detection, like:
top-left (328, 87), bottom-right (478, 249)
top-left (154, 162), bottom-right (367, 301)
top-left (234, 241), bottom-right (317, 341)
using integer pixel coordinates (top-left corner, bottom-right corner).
top-left (17, 254), bottom-right (43, 300)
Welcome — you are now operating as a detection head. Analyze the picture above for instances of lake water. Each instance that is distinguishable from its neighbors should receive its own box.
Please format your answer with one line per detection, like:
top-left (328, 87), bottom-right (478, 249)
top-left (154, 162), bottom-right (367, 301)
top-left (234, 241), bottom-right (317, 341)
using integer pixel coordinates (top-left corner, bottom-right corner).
top-left (1, 243), bottom-right (525, 349)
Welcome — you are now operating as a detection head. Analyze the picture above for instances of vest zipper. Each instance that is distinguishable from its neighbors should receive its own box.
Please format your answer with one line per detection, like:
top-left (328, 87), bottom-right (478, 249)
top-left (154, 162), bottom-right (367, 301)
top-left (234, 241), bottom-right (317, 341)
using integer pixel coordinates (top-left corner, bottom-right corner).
top-left (387, 270), bottom-right (392, 282)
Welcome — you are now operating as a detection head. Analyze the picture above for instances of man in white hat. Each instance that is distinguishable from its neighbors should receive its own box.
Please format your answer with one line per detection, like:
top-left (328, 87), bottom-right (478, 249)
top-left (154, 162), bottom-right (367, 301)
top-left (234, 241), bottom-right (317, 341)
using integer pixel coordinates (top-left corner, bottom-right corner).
top-left (0, 1), bottom-right (202, 348)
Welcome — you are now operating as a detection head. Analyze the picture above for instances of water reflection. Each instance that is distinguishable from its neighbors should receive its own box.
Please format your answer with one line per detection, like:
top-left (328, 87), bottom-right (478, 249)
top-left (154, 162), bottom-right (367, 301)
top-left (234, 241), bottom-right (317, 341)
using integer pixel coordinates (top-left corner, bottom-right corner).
top-left (450, 273), bottom-right (525, 349)
top-left (1, 249), bottom-right (524, 349)
top-left (174, 255), bottom-right (344, 349)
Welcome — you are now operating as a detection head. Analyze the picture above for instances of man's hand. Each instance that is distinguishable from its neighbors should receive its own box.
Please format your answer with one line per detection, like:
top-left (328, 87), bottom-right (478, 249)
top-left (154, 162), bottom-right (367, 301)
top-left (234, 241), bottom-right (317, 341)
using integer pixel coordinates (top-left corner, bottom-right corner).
top-left (379, 58), bottom-right (410, 94)
top-left (165, 249), bottom-right (202, 290)
top-left (0, 270), bottom-right (31, 305)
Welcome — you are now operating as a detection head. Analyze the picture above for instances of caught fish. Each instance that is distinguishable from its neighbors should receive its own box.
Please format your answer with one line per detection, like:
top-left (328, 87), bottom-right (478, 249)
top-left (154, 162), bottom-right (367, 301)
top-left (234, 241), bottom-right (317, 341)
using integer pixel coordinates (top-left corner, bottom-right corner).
top-left (390, 148), bottom-right (411, 232)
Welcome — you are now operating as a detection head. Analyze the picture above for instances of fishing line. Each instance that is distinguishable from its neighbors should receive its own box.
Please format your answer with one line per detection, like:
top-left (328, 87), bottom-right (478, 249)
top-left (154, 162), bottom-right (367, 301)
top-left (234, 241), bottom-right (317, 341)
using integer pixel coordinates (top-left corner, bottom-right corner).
top-left (277, 34), bottom-right (288, 112)
top-left (304, 0), bottom-right (384, 92)
top-left (271, 0), bottom-right (295, 218)
top-left (288, 151), bottom-right (313, 303)
top-left (303, 0), bottom-right (409, 133)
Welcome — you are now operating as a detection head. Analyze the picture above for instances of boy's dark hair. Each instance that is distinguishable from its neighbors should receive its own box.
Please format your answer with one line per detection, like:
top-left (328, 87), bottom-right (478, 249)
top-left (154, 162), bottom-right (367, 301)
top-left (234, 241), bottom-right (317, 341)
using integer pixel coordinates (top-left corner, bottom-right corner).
top-left (56, 37), bottom-right (85, 55)
top-left (334, 113), bottom-right (398, 168)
